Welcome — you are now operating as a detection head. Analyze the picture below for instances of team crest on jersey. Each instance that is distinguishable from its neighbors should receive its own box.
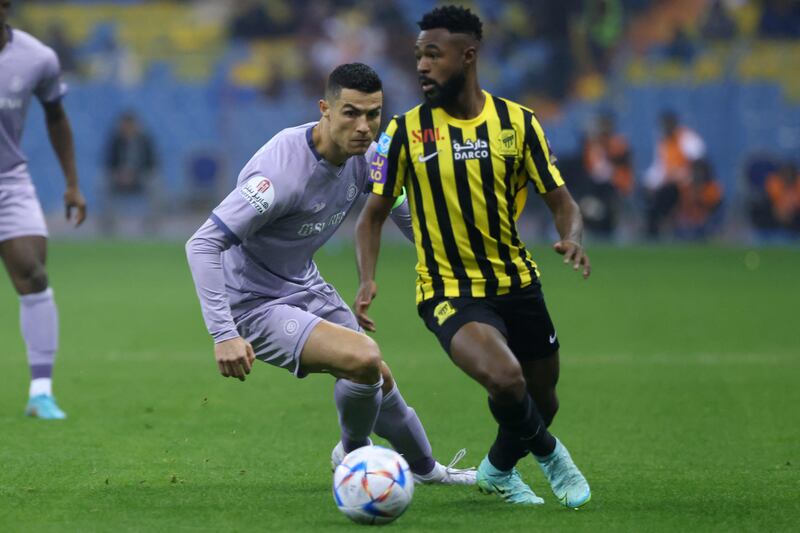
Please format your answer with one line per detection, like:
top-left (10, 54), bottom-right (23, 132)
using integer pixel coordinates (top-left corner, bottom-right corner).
top-left (370, 154), bottom-right (387, 184)
top-left (9, 76), bottom-right (24, 93)
top-left (452, 139), bottom-right (489, 161)
top-left (346, 182), bottom-right (358, 201)
top-left (434, 300), bottom-right (456, 326)
top-left (497, 129), bottom-right (517, 156)
top-left (284, 319), bottom-right (299, 336)
top-left (240, 176), bottom-right (275, 215)
top-left (377, 132), bottom-right (392, 156)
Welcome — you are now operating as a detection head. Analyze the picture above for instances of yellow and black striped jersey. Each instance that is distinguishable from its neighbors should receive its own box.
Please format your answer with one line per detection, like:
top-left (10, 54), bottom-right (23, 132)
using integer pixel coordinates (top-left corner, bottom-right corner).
top-left (369, 90), bottom-right (565, 304)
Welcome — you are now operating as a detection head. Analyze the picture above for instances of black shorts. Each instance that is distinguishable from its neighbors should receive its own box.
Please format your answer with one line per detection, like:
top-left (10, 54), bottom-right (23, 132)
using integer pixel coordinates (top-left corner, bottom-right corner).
top-left (417, 284), bottom-right (560, 361)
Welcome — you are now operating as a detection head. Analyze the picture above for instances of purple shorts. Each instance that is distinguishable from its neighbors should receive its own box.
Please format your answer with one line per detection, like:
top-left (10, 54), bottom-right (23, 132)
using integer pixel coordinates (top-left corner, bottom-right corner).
top-left (0, 182), bottom-right (48, 243)
top-left (234, 283), bottom-right (361, 378)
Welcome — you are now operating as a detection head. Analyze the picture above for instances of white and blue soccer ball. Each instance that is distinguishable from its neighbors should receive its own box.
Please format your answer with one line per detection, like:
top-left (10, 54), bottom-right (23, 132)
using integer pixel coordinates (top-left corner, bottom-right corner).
top-left (333, 445), bottom-right (414, 525)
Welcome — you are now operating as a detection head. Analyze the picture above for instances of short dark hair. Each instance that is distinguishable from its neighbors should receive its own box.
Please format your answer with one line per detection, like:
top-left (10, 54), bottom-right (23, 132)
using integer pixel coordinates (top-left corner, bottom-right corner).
top-left (418, 5), bottom-right (483, 41)
top-left (326, 63), bottom-right (382, 100)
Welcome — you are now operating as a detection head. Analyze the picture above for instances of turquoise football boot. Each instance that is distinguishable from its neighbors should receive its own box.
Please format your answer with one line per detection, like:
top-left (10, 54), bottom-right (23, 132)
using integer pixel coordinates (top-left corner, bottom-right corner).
top-left (536, 438), bottom-right (590, 509)
top-left (25, 394), bottom-right (67, 420)
top-left (476, 456), bottom-right (544, 505)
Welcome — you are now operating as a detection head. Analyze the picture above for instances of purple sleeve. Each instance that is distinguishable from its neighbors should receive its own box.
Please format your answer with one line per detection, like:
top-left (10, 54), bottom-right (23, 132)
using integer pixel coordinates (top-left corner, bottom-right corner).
top-left (389, 195), bottom-right (415, 243)
top-left (185, 219), bottom-right (240, 343)
top-left (34, 48), bottom-right (67, 104)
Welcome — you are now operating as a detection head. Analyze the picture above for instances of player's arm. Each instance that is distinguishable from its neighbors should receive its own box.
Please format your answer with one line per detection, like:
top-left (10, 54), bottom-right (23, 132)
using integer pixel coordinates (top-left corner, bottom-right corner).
top-left (523, 111), bottom-right (591, 279)
top-left (387, 189), bottom-right (414, 243)
top-left (355, 193), bottom-right (395, 332)
top-left (185, 220), bottom-right (255, 381)
top-left (542, 187), bottom-right (590, 279)
top-left (43, 100), bottom-right (86, 226)
top-left (354, 118), bottom-right (408, 331)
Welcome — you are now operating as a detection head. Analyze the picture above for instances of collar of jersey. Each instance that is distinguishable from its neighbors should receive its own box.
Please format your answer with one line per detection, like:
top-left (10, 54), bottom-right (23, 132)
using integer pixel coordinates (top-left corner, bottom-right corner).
top-left (433, 90), bottom-right (493, 128)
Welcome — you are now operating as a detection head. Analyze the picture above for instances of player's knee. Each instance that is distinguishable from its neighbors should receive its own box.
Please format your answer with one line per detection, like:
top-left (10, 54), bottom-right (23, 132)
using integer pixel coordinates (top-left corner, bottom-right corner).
top-left (485, 367), bottom-right (526, 403)
top-left (16, 264), bottom-right (48, 294)
top-left (346, 336), bottom-right (382, 383)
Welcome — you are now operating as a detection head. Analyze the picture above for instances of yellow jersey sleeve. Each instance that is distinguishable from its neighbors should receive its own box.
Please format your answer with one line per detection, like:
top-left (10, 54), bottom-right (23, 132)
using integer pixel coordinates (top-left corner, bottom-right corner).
top-left (369, 116), bottom-right (408, 198)
top-left (523, 113), bottom-right (565, 194)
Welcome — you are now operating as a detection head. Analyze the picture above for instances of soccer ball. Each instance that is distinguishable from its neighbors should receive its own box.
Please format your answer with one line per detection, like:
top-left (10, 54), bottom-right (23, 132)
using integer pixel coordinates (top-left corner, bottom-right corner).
top-left (332, 445), bottom-right (414, 525)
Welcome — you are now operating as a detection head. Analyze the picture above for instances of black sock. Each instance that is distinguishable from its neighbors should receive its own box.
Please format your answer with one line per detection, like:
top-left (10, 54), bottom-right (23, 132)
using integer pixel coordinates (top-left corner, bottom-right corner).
top-left (488, 426), bottom-right (530, 471)
top-left (488, 394), bottom-right (556, 463)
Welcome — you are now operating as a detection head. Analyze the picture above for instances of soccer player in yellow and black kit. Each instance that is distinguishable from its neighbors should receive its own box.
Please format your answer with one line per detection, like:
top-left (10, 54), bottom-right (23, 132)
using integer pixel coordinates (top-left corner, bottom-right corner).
top-left (355, 6), bottom-right (591, 507)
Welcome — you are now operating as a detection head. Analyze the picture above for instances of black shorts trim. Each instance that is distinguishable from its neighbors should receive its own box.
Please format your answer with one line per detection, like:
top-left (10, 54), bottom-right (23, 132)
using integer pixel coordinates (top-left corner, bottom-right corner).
top-left (417, 284), bottom-right (560, 361)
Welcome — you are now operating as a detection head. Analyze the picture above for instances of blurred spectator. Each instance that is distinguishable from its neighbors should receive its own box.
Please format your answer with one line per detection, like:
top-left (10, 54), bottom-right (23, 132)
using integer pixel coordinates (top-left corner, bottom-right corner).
top-left (580, 112), bottom-right (633, 236)
top-left (675, 159), bottom-right (724, 238)
top-left (101, 112), bottom-right (160, 236)
top-left (44, 22), bottom-right (79, 75)
top-left (701, 0), bottom-right (738, 41)
top-left (663, 26), bottom-right (696, 63)
top-left (228, 0), bottom-right (296, 41)
top-left (583, 0), bottom-right (624, 73)
top-left (644, 111), bottom-right (706, 238)
top-left (764, 163), bottom-right (800, 233)
top-left (758, 0), bottom-right (800, 38)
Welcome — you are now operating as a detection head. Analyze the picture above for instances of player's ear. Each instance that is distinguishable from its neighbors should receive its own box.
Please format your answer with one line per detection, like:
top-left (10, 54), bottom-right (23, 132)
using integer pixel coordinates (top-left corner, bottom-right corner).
top-left (319, 99), bottom-right (330, 119)
top-left (463, 45), bottom-right (477, 67)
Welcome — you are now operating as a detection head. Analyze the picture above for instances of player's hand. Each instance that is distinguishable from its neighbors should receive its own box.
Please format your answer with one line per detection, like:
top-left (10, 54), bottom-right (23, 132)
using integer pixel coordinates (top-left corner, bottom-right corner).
top-left (214, 337), bottom-right (256, 381)
top-left (553, 240), bottom-right (591, 279)
top-left (64, 186), bottom-right (87, 227)
top-left (354, 280), bottom-right (378, 332)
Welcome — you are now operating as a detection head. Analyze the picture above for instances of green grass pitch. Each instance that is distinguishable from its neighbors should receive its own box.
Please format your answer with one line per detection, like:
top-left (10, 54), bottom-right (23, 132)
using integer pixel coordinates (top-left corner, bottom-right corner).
top-left (0, 241), bottom-right (798, 531)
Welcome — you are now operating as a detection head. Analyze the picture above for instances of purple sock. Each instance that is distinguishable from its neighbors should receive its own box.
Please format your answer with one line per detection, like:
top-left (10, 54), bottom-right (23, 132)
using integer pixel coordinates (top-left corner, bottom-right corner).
top-left (334, 378), bottom-right (383, 453)
top-left (373, 385), bottom-right (435, 475)
top-left (20, 288), bottom-right (58, 381)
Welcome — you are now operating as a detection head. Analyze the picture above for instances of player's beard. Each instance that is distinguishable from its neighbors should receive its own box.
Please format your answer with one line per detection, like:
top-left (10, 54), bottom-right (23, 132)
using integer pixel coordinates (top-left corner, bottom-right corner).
top-left (423, 70), bottom-right (466, 108)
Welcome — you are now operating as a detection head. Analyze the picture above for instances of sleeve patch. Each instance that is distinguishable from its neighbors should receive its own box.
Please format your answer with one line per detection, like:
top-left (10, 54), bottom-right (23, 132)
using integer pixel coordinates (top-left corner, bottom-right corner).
top-left (545, 137), bottom-right (558, 165)
top-left (239, 176), bottom-right (275, 214)
top-left (369, 154), bottom-right (388, 184)
top-left (377, 132), bottom-right (392, 156)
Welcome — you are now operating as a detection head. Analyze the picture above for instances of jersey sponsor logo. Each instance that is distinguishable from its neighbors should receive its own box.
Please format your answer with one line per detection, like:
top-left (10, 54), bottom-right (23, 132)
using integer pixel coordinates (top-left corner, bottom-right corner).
top-left (434, 300), bottom-right (456, 326)
top-left (298, 211), bottom-right (346, 237)
top-left (497, 129), bottom-right (517, 156)
top-left (452, 138), bottom-right (489, 161)
top-left (346, 182), bottom-right (358, 201)
top-left (377, 132), bottom-right (392, 156)
top-left (411, 127), bottom-right (443, 144)
top-left (369, 154), bottom-right (387, 184)
top-left (0, 97), bottom-right (23, 110)
top-left (240, 176), bottom-right (275, 215)
top-left (418, 151), bottom-right (439, 163)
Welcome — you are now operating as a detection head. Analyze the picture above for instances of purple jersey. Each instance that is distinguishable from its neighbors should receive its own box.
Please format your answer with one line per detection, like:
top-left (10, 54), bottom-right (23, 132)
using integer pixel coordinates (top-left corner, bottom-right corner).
top-left (187, 122), bottom-right (412, 343)
top-left (0, 27), bottom-right (67, 184)
top-left (212, 123), bottom-right (376, 311)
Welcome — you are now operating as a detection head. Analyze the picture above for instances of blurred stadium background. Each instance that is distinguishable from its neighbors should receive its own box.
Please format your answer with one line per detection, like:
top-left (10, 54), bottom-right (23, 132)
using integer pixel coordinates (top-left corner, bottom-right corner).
top-left (11, 0), bottom-right (800, 243)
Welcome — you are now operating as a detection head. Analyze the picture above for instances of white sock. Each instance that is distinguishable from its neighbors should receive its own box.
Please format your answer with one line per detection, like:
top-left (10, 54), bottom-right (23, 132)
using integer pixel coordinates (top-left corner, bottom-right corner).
top-left (30, 378), bottom-right (53, 398)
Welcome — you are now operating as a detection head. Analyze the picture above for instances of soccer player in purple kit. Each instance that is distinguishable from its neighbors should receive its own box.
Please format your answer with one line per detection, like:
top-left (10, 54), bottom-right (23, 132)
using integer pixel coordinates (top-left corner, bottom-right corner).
top-left (186, 63), bottom-right (475, 485)
top-left (0, 1), bottom-right (86, 419)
